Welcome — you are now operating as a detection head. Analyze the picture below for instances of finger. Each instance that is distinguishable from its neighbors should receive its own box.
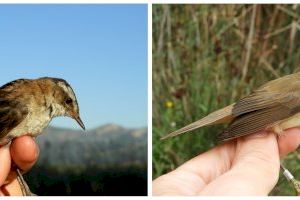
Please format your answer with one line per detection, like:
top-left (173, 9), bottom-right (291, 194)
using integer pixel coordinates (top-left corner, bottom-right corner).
top-left (10, 136), bottom-right (39, 172)
top-left (277, 128), bottom-right (300, 156)
top-left (6, 136), bottom-right (39, 183)
top-left (153, 140), bottom-right (237, 195)
top-left (153, 141), bottom-right (237, 195)
top-left (5, 136), bottom-right (39, 184)
top-left (233, 131), bottom-right (280, 171)
top-left (0, 144), bottom-right (11, 186)
top-left (177, 141), bottom-right (236, 183)
top-left (200, 132), bottom-right (279, 195)
top-left (0, 178), bottom-right (22, 196)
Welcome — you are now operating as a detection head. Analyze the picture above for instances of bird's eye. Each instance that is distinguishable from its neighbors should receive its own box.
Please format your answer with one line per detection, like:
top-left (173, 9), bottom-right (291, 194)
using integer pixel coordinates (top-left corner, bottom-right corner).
top-left (66, 98), bottom-right (73, 104)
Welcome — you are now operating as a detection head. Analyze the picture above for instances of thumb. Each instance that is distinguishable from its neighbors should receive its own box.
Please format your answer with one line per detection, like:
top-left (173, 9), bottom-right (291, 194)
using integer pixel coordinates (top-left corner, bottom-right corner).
top-left (200, 131), bottom-right (280, 195)
top-left (0, 144), bottom-right (11, 186)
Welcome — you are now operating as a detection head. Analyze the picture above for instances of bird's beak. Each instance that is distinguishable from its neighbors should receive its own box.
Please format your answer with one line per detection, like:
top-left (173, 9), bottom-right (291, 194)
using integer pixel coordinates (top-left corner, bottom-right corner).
top-left (74, 115), bottom-right (85, 130)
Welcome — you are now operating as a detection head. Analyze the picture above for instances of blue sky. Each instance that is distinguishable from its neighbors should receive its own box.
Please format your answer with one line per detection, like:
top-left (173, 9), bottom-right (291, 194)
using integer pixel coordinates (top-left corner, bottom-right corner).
top-left (0, 4), bottom-right (147, 130)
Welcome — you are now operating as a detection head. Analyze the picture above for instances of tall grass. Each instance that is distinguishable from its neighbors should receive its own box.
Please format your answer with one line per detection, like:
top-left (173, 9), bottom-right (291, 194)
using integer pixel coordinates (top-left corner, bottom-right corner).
top-left (153, 4), bottom-right (300, 195)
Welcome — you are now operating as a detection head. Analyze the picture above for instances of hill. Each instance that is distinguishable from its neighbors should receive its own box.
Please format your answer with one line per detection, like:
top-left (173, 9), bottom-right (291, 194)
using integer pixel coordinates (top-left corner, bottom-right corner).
top-left (24, 124), bottom-right (147, 196)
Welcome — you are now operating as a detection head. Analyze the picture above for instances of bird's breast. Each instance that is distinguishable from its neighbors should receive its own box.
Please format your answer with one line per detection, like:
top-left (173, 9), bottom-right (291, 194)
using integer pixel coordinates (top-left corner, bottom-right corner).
top-left (8, 108), bottom-right (52, 139)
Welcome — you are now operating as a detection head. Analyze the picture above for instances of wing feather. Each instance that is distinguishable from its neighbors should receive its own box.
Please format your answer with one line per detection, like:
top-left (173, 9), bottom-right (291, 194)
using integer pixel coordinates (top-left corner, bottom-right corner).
top-left (161, 104), bottom-right (234, 140)
top-left (218, 94), bottom-right (300, 142)
top-left (0, 90), bottom-right (28, 140)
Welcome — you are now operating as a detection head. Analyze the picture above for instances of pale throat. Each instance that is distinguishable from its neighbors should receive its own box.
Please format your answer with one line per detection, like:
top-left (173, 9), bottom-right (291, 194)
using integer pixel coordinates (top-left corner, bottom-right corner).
top-left (50, 102), bottom-right (67, 118)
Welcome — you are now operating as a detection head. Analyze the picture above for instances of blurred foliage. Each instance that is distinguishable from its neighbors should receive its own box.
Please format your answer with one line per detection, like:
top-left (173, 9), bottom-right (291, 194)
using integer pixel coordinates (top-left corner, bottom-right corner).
top-left (153, 4), bottom-right (300, 195)
top-left (23, 126), bottom-right (147, 196)
top-left (25, 163), bottom-right (147, 196)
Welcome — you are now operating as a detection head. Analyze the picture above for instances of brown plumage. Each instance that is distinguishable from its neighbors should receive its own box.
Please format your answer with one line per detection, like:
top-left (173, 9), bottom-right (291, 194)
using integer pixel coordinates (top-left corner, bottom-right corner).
top-left (0, 77), bottom-right (85, 145)
top-left (0, 77), bottom-right (85, 196)
top-left (162, 72), bottom-right (300, 143)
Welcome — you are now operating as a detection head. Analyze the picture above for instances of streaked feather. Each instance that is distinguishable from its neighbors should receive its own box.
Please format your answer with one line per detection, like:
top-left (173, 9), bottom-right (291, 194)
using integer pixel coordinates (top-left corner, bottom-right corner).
top-left (218, 105), bottom-right (290, 142)
top-left (0, 89), bottom-right (28, 140)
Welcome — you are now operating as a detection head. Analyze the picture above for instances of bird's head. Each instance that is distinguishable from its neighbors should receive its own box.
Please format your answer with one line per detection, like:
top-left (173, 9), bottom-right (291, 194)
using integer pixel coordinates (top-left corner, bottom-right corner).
top-left (48, 78), bottom-right (85, 130)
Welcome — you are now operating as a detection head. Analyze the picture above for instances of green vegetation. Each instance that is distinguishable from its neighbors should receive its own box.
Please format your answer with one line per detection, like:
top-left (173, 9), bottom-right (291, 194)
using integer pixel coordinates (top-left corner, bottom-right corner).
top-left (25, 164), bottom-right (147, 196)
top-left (24, 125), bottom-right (147, 196)
top-left (153, 4), bottom-right (300, 195)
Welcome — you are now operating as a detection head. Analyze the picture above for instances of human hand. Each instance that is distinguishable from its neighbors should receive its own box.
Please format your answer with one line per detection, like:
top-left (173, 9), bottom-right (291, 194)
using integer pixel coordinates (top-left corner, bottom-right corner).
top-left (153, 128), bottom-right (300, 195)
top-left (0, 136), bottom-right (39, 196)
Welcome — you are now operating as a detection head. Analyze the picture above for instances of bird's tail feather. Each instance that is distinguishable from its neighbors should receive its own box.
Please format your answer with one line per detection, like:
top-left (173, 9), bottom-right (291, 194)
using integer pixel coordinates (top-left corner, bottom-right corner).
top-left (161, 104), bottom-right (235, 140)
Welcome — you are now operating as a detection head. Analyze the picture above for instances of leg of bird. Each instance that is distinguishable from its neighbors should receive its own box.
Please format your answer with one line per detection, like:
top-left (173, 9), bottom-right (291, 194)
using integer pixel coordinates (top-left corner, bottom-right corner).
top-left (271, 117), bottom-right (300, 196)
top-left (16, 168), bottom-right (26, 195)
top-left (15, 167), bottom-right (36, 196)
top-left (14, 136), bottom-right (38, 196)
top-left (280, 163), bottom-right (300, 195)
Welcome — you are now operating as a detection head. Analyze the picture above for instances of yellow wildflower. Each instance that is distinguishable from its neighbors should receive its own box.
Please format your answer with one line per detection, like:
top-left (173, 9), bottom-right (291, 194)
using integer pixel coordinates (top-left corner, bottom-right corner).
top-left (165, 100), bottom-right (174, 108)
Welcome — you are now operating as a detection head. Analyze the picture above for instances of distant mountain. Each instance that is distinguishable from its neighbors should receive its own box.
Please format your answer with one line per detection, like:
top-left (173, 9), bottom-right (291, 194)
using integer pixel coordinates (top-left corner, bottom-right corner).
top-left (35, 124), bottom-right (147, 167)
top-left (25, 124), bottom-right (148, 195)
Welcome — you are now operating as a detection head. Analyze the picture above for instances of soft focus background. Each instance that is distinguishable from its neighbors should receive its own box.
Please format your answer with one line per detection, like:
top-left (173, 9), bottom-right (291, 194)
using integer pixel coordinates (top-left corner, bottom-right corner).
top-left (153, 4), bottom-right (300, 195)
top-left (0, 4), bottom-right (147, 195)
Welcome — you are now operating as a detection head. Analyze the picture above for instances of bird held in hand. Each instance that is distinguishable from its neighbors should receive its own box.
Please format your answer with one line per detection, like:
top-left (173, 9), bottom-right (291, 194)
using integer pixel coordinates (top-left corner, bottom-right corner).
top-left (0, 77), bottom-right (85, 195)
top-left (162, 72), bottom-right (300, 142)
top-left (0, 77), bottom-right (85, 145)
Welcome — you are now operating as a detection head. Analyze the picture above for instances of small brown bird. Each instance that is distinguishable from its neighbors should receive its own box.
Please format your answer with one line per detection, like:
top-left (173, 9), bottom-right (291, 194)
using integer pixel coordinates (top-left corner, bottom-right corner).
top-left (162, 72), bottom-right (300, 195)
top-left (0, 77), bottom-right (85, 195)
top-left (162, 72), bottom-right (300, 142)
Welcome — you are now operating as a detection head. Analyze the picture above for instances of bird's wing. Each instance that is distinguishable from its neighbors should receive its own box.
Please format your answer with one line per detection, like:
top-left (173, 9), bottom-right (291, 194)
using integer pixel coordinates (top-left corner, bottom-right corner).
top-left (217, 92), bottom-right (300, 142)
top-left (232, 72), bottom-right (300, 116)
top-left (231, 90), bottom-right (294, 116)
top-left (162, 73), bottom-right (300, 141)
top-left (0, 94), bottom-right (28, 140)
top-left (218, 73), bottom-right (300, 142)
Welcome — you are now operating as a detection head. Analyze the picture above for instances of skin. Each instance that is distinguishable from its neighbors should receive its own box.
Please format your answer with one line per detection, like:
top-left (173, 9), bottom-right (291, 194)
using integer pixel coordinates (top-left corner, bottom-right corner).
top-left (153, 128), bottom-right (300, 196)
top-left (0, 136), bottom-right (39, 196)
